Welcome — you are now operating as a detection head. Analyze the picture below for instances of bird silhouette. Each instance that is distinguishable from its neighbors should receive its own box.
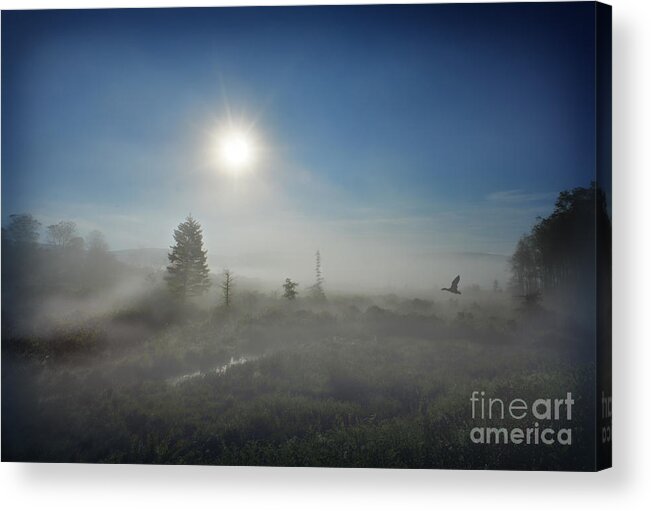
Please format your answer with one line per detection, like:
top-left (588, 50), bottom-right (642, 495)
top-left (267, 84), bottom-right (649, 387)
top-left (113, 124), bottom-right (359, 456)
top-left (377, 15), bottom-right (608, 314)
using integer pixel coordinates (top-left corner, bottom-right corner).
top-left (441, 275), bottom-right (461, 294)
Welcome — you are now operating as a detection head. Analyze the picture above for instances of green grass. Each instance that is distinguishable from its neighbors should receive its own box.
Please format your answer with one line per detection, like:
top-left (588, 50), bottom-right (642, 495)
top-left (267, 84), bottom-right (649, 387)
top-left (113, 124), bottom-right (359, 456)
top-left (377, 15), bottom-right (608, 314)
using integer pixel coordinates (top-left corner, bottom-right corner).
top-left (1, 297), bottom-right (596, 469)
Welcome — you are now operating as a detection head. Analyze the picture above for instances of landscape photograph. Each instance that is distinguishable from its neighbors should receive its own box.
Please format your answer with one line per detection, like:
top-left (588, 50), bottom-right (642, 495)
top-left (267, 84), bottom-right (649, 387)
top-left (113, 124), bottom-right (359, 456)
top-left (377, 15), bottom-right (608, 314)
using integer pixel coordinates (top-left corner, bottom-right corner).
top-left (2, 3), bottom-right (610, 470)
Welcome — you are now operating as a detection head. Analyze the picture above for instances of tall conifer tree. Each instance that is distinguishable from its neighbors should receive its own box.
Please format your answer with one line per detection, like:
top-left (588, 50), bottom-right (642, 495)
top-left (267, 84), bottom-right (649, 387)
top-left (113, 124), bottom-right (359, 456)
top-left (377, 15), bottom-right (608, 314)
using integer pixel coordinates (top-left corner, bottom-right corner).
top-left (166, 215), bottom-right (210, 298)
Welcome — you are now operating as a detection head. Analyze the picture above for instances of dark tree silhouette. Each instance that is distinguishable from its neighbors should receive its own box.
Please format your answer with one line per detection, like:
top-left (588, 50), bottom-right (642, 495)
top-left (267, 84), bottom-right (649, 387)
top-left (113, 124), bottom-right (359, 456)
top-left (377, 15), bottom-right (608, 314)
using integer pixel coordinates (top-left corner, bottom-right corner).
top-left (510, 182), bottom-right (609, 309)
top-left (3, 214), bottom-right (42, 289)
top-left (511, 235), bottom-right (539, 297)
top-left (6, 214), bottom-right (41, 246)
top-left (220, 269), bottom-right (234, 307)
top-left (166, 215), bottom-right (211, 298)
top-left (282, 278), bottom-right (299, 300)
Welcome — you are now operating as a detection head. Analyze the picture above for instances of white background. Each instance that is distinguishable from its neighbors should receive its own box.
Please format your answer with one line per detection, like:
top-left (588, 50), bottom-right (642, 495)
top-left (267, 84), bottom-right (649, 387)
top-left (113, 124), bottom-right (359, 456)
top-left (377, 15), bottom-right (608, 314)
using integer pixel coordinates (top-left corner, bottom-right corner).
top-left (1, 0), bottom-right (649, 509)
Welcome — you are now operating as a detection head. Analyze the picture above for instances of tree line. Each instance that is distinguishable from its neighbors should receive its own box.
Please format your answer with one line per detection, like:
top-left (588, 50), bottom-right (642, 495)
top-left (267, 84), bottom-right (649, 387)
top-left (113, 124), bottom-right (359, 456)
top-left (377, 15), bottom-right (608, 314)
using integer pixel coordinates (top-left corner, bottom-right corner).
top-left (2, 214), bottom-right (120, 295)
top-left (510, 182), bottom-right (611, 306)
top-left (6, 182), bottom-right (606, 311)
top-left (2, 213), bottom-right (328, 308)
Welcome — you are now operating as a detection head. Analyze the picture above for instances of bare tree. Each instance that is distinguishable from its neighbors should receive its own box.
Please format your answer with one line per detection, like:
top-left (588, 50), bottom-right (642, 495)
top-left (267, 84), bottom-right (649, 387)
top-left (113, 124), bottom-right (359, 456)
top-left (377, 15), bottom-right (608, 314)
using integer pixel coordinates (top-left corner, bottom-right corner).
top-left (46, 221), bottom-right (77, 248)
top-left (220, 269), bottom-right (234, 307)
top-left (310, 250), bottom-right (326, 301)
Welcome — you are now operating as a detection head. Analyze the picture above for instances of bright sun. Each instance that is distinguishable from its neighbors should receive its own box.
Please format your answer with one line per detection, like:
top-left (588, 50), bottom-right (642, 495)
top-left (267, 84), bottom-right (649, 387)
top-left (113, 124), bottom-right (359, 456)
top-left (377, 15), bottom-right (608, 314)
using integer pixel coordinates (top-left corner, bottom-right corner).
top-left (218, 130), bottom-right (255, 172)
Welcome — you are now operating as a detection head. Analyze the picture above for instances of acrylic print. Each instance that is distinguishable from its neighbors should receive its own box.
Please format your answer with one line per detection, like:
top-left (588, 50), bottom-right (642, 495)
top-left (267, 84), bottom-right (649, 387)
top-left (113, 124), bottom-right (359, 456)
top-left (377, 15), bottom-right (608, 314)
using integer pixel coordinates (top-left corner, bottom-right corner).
top-left (1, 2), bottom-right (612, 470)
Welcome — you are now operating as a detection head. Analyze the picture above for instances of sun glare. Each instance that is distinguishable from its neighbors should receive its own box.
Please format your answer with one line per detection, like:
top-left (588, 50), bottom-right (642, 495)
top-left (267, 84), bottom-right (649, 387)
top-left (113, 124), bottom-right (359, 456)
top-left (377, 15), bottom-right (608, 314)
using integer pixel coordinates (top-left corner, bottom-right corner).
top-left (218, 130), bottom-right (256, 172)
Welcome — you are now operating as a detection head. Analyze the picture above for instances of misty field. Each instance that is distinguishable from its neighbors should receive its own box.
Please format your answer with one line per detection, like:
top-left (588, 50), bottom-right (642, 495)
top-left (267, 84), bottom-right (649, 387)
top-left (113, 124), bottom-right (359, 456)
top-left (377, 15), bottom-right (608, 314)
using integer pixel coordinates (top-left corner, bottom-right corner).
top-left (2, 4), bottom-right (610, 471)
top-left (2, 285), bottom-right (596, 470)
top-left (2, 185), bottom-right (606, 469)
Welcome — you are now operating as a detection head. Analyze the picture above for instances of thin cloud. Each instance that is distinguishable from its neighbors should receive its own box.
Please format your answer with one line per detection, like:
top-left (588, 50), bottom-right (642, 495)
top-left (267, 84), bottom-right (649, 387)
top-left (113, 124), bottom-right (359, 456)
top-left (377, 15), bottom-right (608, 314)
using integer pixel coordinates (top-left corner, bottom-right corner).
top-left (486, 189), bottom-right (557, 203)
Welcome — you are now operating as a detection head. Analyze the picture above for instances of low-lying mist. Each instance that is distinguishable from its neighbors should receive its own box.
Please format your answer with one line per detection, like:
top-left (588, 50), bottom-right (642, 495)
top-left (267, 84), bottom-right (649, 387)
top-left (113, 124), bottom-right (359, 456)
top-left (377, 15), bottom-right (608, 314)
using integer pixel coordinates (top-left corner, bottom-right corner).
top-left (1, 188), bottom-right (604, 468)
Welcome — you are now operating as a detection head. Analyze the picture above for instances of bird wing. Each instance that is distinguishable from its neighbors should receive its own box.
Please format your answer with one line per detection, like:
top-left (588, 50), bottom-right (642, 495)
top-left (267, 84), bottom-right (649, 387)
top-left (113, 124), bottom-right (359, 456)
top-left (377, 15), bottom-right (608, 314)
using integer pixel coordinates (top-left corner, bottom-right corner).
top-left (451, 275), bottom-right (460, 290)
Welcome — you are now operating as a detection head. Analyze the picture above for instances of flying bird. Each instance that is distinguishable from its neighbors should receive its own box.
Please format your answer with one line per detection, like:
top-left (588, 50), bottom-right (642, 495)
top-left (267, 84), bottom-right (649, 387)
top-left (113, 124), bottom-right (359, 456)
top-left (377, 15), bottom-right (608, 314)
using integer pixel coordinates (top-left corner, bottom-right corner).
top-left (441, 275), bottom-right (461, 295)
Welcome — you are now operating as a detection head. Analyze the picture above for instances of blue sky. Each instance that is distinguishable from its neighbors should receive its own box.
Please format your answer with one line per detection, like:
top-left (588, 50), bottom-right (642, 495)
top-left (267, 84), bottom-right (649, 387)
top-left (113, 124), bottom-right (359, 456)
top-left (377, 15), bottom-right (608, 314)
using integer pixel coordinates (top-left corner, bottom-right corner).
top-left (2, 3), bottom-right (598, 287)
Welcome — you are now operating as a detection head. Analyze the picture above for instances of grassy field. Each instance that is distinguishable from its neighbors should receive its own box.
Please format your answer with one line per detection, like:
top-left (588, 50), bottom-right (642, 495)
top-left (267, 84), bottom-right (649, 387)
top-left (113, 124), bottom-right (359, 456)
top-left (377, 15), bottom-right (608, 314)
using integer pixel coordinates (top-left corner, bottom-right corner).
top-left (2, 291), bottom-right (596, 469)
